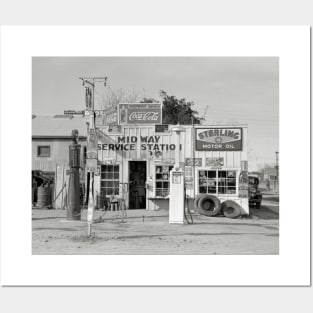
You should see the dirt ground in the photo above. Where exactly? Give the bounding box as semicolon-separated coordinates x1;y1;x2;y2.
32;198;279;255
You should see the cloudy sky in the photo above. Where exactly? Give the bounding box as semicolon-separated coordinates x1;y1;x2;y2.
32;57;279;171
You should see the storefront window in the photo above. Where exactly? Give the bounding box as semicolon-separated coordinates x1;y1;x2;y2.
198;170;237;195
155;165;174;197
100;165;119;196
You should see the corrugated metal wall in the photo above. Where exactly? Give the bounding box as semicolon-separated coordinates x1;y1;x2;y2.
32;139;87;172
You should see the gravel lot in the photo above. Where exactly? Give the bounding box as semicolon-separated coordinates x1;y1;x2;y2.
32;200;279;255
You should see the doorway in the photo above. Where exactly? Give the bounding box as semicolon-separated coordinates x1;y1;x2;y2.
128;161;147;209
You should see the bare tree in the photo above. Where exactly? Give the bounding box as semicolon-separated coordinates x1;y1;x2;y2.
100;87;143;110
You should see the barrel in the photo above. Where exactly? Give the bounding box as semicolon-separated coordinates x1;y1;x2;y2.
37;186;51;208
32;181;37;204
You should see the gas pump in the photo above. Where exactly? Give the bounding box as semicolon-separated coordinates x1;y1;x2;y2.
67;129;81;220
169;167;185;224
169;125;186;224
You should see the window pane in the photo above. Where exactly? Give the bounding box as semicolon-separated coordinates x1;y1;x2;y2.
218;171;227;178
38;146;50;157
156;182;162;188
114;173;119;179
207;171;216;178
207;185;216;193
162;173;169;181
199;186;207;193
163;166;169;173
114;165;119;172
227;171;236;178
156;174;163;180
156;166;162;173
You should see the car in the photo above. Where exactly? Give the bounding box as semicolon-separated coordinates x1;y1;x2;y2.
248;175;262;209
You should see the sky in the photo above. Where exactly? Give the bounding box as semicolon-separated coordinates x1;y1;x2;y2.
32;57;279;171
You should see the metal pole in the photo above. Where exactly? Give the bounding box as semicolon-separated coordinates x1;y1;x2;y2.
275;151;279;192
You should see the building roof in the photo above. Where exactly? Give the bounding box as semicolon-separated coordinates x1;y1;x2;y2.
32;115;87;138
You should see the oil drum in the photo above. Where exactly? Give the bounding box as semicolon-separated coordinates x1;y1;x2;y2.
37;186;51;208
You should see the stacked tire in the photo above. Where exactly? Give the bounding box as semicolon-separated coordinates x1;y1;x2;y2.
194;194;221;217
221;200;241;218
194;195;242;219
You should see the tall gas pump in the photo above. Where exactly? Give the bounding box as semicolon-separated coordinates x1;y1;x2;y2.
169;125;186;224
67;129;81;220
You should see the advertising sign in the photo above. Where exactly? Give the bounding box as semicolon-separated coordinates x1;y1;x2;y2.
95;107;118;127
103;106;118;125
196;128;242;151
172;172;182;184
185;158;202;167
64;110;84;115
206;157;224;167
119;103;162;124
155;124;169;133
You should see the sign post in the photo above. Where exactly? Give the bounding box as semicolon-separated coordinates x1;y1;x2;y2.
86;113;98;236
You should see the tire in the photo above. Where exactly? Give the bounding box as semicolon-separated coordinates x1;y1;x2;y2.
221;200;242;218
194;194;205;211
197;195;221;217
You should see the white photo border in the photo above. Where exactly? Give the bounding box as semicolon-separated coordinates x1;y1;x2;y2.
0;26;310;286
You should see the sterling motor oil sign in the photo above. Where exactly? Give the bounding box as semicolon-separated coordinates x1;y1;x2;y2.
196;128;242;151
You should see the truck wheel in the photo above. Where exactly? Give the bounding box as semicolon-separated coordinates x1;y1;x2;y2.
194;194;205;211
221;200;242;218
197;195;221;216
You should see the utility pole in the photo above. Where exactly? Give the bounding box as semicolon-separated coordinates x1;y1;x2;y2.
80;77;108;236
275;151;279;193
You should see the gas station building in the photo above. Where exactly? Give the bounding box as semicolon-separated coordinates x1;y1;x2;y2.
96;124;248;212
32;114;248;213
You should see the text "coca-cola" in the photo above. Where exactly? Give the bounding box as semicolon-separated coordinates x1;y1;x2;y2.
129;112;159;121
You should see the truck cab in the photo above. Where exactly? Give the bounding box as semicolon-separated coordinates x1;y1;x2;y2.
248;175;262;209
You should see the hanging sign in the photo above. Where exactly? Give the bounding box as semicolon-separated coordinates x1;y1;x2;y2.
118;103;162;124
103;106;118;126
64;110;84;115
155;124;169;133
196;128;242;151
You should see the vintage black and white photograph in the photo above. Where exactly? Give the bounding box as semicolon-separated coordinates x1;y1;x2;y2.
32;56;279;255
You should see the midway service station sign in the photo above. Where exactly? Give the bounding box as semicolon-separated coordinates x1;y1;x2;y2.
118;103;162;124
196;128;242;151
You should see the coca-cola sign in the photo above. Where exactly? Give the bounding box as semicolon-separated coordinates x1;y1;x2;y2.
119;103;162;124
